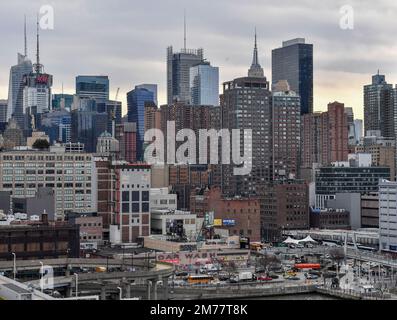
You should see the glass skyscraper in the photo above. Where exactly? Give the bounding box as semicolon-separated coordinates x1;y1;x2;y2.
272;38;313;115
127;86;155;160
52;94;74;111
136;84;158;106
7;53;33;124
190;62;219;106
167;46;204;104
364;73;394;138
76;75;109;101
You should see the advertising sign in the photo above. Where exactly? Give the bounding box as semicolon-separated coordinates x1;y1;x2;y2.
214;219;223;227
223;219;236;226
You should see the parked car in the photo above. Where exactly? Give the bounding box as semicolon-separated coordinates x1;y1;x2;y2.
287;276;301;281
257;276;273;281
175;271;189;277
304;273;319;280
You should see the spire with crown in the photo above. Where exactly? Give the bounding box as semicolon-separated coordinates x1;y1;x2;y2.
248;28;264;78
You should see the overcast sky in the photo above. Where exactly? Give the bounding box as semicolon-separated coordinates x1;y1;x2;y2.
1;0;397;118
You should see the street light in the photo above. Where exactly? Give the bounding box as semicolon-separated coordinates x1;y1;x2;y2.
39;261;44;292
74;273;79;297
117;286;123;300
11;252;16;281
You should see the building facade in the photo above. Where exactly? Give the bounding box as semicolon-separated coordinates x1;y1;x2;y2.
167;47;204;104
0;224;80;261
301;102;348;170
0;147;97;220
272;38;313;115
76;75;109;101
261;180;309;242
379;180;397;252
0;100;7;124
7;53;33;124
116;122;137;164
127;87;155;160
221;75;272;197
364;73;395;139
110;163;151;244
272;81;301;180
189;62;219;106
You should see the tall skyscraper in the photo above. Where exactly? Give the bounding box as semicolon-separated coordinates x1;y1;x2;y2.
127;86;155;160
221;33;272;197
7;18;33;123
327;101;349;163
136;84;158;106
272;38;313;115
40;109;72;144
167;46;204;104
301;102;348;169
22;19;53;136
70;99;108;153
76;75;110;101
364;73;394;138
7;54;33;126
0;100;7;123
272;81;301;180
190;62;219;106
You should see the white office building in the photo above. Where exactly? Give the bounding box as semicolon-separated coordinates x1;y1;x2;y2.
379;179;397;252
150;188;177;210
0;146;97;220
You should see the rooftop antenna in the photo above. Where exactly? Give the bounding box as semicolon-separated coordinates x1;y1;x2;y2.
24;15;27;57
184;9;187;50
34;14;43;74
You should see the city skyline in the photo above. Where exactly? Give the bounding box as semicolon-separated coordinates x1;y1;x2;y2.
1;1;397;119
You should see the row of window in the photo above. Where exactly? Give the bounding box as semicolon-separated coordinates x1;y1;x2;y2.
2;155;91;161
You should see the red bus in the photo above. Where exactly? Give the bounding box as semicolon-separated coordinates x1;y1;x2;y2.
294;264;321;270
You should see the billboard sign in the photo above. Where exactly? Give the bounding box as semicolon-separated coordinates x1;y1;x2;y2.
223;219;236;226
214;219;223;227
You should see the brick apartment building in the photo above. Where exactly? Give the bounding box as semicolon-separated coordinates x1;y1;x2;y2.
190;187;261;242
261;180;309;242
301;101;348;170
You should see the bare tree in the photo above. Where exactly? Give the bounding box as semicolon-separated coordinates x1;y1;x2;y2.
329;248;345;280
256;254;281;275
223;261;238;279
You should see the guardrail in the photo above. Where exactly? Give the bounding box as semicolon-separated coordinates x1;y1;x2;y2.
316;286;392;300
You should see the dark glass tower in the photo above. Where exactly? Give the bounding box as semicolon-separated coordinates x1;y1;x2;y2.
272;38;313;115
127;86;155;160
76;75;109;101
364;73;394;138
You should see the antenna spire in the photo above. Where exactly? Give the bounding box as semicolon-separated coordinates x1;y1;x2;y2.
24;15;27;57
34;14;43;74
248;28;264;78
184;9;187;50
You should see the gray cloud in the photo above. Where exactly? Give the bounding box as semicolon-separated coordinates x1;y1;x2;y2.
1;0;397;118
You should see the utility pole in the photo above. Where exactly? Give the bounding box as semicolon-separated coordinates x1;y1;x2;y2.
11;253;16;280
